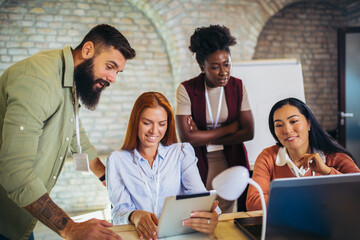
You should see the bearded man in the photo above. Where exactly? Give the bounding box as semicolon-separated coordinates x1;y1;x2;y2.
0;24;135;240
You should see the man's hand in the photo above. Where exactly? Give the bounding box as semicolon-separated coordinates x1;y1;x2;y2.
25;193;121;239
60;218;121;240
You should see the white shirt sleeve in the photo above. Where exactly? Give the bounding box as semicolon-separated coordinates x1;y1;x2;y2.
176;84;192;115
241;83;251;111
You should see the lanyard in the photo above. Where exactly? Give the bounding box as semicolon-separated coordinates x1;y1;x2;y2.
73;86;82;153
205;83;224;129
137;157;161;215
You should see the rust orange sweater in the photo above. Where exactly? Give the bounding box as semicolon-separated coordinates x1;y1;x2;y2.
246;145;360;211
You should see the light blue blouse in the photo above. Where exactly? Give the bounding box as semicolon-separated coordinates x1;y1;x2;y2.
106;142;208;225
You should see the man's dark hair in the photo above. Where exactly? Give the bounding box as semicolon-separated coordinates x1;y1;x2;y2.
75;24;136;59
189;24;236;66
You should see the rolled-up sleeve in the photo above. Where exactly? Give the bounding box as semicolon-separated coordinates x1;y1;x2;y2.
0;73;53;207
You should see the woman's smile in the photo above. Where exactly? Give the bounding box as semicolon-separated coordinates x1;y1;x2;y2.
137;106;168;151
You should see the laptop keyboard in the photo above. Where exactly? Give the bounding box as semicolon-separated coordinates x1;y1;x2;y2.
234;217;262;240
242;224;262;239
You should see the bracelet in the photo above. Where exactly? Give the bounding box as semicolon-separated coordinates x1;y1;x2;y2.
99;174;106;182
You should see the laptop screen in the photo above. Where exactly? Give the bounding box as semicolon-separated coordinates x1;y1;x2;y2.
265;173;360;239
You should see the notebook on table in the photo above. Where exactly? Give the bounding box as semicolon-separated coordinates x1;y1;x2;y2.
234;173;360;240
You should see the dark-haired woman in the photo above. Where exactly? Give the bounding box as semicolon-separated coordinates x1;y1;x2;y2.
176;25;254;213
246;98;360;211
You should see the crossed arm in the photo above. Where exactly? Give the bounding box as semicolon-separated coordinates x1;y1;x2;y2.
176;110;254;147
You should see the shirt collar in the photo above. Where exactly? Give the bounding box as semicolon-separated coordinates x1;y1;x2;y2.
157;143;166;160
275;147;291;166
276;147;326;177
62;46;75;88
133;143;165;164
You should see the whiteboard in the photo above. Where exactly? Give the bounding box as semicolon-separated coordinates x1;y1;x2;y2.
231;59;305;168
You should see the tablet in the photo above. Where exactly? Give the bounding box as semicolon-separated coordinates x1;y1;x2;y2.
157;190;217;238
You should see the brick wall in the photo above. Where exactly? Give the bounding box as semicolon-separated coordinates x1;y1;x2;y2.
1;0;359;212
49;156;109;213
253;1;349;130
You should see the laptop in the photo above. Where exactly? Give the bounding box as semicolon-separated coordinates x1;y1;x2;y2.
234;173;360;240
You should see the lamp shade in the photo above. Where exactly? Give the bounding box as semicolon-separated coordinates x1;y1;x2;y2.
212;166;250;201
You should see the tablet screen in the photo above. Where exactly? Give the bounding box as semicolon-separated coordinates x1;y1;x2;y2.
157;190;217;238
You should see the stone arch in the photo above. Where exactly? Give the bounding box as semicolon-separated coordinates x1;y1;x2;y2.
253;1;352;131
125;0;183;87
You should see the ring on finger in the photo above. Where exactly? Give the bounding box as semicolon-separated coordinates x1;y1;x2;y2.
207;219;210;225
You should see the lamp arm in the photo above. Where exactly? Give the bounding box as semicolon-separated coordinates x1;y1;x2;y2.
248;178;267;240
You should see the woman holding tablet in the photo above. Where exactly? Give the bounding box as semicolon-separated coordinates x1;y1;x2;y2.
246;98;360;211
106;92;219;240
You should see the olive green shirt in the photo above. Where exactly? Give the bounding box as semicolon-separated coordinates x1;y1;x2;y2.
0;46;97;240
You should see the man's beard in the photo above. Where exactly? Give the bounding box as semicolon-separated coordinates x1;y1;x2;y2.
74;58;109;110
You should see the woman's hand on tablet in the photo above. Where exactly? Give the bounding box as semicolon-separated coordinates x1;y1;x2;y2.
182;201;219;234
130;210;159;240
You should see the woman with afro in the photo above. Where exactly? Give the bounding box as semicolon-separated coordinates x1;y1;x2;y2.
176;25;254;213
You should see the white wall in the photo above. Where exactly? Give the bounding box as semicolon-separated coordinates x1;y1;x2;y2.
232;59;305;167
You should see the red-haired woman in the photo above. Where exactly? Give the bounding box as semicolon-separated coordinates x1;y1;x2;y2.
106;92;219;240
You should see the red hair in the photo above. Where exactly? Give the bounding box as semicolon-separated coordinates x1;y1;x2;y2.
121;92;178;150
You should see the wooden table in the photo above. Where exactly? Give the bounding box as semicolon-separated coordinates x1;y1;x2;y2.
110;210;263;240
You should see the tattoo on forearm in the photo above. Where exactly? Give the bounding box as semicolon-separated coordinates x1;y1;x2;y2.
25;193;70;234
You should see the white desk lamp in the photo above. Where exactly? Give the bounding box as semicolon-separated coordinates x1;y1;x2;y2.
212;166;267;240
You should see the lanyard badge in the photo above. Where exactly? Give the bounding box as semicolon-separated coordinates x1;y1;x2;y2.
205;84;224;152
72;86;90;172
